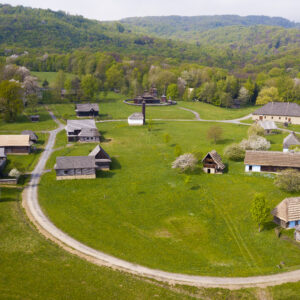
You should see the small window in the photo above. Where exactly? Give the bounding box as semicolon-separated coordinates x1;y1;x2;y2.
249;165;253;171
296;221;299;226
271;116;273;119
279;117;281;120
63;170;68;175
264;116;266;119
285;117;287;120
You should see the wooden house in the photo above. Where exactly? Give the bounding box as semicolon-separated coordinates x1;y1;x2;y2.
89;145;112;170
252;102;300;125
22;130;38;143
202;150;225;174
54;156;96;180
295;225;300;242
283;132;300;152
66;120;100;143
29;115;40;122
133;88;161;104
244;150;300;173
257;120;277;135
0;148;7;173
0;135;31;154
75;103;99;117
272;197;300;229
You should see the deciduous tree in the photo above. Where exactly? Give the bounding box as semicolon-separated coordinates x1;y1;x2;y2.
250;194;270;232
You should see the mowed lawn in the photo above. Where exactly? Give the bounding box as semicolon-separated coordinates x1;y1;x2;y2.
32;71;76;87
39;121;300;277
179;101;256;120
0;188;198;300
0;106;57;132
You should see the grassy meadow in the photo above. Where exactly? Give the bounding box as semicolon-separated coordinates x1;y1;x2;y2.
39;121;300;277
32;71;76;87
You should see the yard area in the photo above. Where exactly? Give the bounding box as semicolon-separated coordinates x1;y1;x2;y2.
0;106;57;132
179;101;256;120
32;71;76;87
39;121;300;277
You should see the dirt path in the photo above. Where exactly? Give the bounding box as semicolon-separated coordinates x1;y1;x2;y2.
22;110;300;290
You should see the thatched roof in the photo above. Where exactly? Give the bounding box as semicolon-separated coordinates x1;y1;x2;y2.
55;156;96;170
66;119;97;132
75;103;99;113
253;102;300;117
0;147;6;158
272;197;300;222
202;150;225;169
128;113;144;120
0;135;31;147
283;132;300;149
244;151;300;167
258;121;277;130
22;130;38;141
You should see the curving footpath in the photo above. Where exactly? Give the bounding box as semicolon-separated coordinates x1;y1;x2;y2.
22;110;300;290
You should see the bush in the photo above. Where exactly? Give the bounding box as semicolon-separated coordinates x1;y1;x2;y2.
174;145;182;157
274;169;300;192
172;153;198;172
240;135;270;151
224;144;245;161
248;123;265;137
9;168;21;178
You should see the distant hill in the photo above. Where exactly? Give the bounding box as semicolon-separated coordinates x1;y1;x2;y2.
120;15;300;39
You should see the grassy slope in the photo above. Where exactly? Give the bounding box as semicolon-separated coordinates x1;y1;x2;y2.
39;121;300;277
0;106;57;131
0;188;195;300
32;71;76;87
179;102;256;120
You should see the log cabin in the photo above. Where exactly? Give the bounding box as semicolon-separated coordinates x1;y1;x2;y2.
202;150;225;174
54;156;96;180
89;145;112;170
75;103;99;117
29;115;40;122
252;102;300;125
272;197;300;229
0;135;31;154
66;120;100;143
244;150;300;173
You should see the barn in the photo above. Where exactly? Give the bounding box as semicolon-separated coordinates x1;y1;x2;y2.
202;150;225;174
0;135;31;154
89;145;112;170
75;103;99;117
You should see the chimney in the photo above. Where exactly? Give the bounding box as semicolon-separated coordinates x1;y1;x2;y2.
142;100;146;125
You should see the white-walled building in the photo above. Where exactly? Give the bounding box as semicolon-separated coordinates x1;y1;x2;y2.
128;113;144;126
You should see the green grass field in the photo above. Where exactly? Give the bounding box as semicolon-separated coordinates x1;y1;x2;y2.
32;71;76;87
0;106;57;132
179;102;256;120
39;121;300;277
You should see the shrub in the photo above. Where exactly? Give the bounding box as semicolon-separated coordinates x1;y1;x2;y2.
9;168;21;178
274;169;300;192
224;144;245;161
174;144;182;157
240;135;270;151
248;123;265;137
172;153;198;172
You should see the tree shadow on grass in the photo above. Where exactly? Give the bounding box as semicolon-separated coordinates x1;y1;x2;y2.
215;138;234;145
0;197;17;203
264;221;277;231
96;171;116;179
111;157;121;170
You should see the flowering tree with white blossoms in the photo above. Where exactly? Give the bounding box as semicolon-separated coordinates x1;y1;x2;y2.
240;135;270;151
172;153;198;172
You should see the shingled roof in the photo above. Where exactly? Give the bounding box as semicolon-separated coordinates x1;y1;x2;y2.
22;130;38;141
257;121;277;130
75;103;99;112
128;113;144;120
272;197;300;222
244;151;300;168
253;102;300;117
66;119;97;132
55;156;96;170
89;145;111;162
202;150;225;170
0;135;31;147
283;132;300;149
78;128;100;137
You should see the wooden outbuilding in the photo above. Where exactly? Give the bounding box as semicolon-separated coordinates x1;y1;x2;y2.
272;197;300;229
283;132;300;152
257;120;277;135
89;145;112;170
29;115;40;122
66;120;100;143
202;150;225;174
75;103;99;117
54;156;96;180
22;130;38;143
0;135;31;154
244;150;300;173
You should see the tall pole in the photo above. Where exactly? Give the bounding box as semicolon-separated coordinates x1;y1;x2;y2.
142;100;146;125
